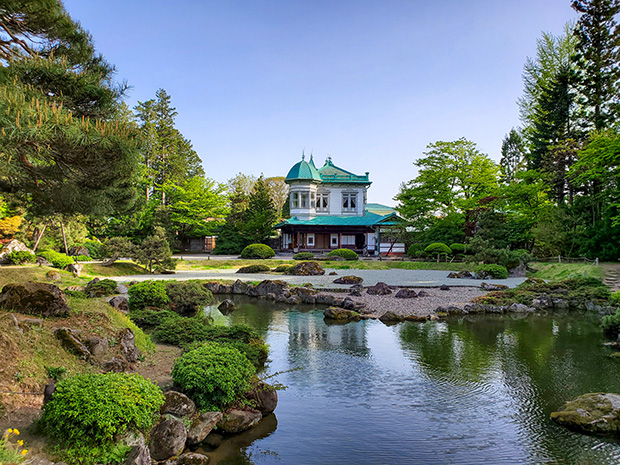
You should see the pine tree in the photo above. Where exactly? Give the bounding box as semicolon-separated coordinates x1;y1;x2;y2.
500;129;526;183
242;176;278;244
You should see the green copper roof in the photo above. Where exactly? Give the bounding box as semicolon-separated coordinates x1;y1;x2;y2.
318;157;370;184
285;155;322;182
274;211;402;229
365;203;396;215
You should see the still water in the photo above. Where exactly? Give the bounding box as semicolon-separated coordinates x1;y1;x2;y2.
203;297;620;465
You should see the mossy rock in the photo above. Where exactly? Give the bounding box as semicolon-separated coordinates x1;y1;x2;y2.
550;392;620;437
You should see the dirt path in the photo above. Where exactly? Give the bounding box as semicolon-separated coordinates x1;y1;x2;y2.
603;263;620;291
135;344;182;389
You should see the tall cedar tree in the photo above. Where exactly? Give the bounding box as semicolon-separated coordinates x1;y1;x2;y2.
500;129;526;184
0;1;140;217
242;177;278;244
572;0;620;131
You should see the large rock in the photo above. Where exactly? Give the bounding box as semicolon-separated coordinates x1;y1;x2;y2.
255;280;290;297
315;294;336;305
109;296;129;313
509;262;527;278
84;336;109;357
395;289;417;299
231;279;249;295
287;261;325;276
366;282;392;295
161;391;196;418
119;328;140;363
0;282;70;317
148;417;187;461
46;270;62;281
551;393;620;436
177;453;210;465
55;328;91;361
126;444;151;465
333;275;363;285
0;240;34;264
68;245;90;257
186;411;223;446
532;294;554;310
67;263;83;277
103;356;129;373
324;307;360;321
217;408;262;434
379;311;405;323
447;270;474;279
480;282;509;291
218;299;236;314
291;287;318;304
203;282;222;294
245;381;278;415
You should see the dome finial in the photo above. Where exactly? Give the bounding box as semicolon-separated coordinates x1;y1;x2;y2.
302;149;305;161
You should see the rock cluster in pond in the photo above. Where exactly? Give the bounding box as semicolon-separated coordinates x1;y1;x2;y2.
285;261;325;276
139;386;278;463
0;282;70;317
550;393;620;437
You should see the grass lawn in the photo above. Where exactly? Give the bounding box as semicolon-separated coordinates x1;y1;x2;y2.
528;262;603;281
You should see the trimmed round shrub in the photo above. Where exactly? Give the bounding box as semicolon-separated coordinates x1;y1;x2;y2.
7;250;36;264
240;244;275;259
476;264;508;279
83;240;106;259
171;342;255;411
166;280;213;314
128;280;169;311
237;264;270;273
293;252;315;260
38;250;75;269
449;243;466;254
42;373;164;445
326;248;359;261
87;279;118;297
424;243;452;255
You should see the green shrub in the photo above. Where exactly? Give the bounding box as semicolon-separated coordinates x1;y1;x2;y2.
602;310;620;338
166;280;213;314
38;250;75;269
73;254;93;262
86;279;118;297
273;264;293;273
424;243;452;255
7;250;36;264
293;252;315;260
449;243;466;254
240;244;275;259
128;281;169;311
171;343;255;411
42;373;164;446
83;240;106;260
326;248;359;260
610;291;620;307
476;264;508;279
129;307;179;329
153;315;213;346
237;264;270;273
406;243;426;258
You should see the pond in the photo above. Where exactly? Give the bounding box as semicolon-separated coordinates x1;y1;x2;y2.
201;296;620;465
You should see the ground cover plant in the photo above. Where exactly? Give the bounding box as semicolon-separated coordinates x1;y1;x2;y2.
37;250;75;269
6;251;36;265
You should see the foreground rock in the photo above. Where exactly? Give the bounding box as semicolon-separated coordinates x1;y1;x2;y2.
177;452;210;465
551;393;620;436
367;282;392;295
119;328;140;363
109;296;129;313
187;412;223;446
395;289;417;299
149;417;187;461
217;409;262;434
245;381;278;415
55;328;92;361
0;240;33;264
480;282;509;291
218;299;236;314
0;282;70;317
161;391;196;418
286;261;325;276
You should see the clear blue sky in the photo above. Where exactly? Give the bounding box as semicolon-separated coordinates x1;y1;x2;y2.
63;0;577;206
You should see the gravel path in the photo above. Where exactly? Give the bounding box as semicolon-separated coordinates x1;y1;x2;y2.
109;268;527;289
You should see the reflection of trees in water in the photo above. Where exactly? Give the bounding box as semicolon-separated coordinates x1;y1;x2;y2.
399;314;620;463
200;414;278;465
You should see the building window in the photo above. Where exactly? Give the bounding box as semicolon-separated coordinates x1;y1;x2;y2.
342;193;357;212
330;234;339;247
310;192;316;208
341;235;355;246
291;192;299;209
300;192;308;208
317;193;329;212
307;233;315;247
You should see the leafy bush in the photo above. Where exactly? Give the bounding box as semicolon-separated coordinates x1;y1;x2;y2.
38;250;75;269
171;343;255;411
7;250;35;264
83;240;106;259
166;280;213;314
610;291;620;307
240;244;275;259
476;264;508;279
128;281;169;311
424;243;452;255
73;254;93;262
86;279;118;297
129;307;179;329
42;373;164;446
293;252;315;260
273;264;293;273
237;264;270;273
449;243;466;254
326;248;359;260
406;243;426;258
602;310;620;338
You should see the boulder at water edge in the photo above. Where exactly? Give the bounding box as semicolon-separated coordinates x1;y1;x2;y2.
324;307;361;321
245;381;278;415
551;393;620;436
187;411;223;446
217;409;262;434
161;391;196;418
149;417;187;461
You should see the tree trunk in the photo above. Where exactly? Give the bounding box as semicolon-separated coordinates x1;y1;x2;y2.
101;252;119;267
33;223;47;251
60;220;69;255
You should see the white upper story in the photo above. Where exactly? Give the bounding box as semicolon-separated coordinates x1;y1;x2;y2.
285;155;371;221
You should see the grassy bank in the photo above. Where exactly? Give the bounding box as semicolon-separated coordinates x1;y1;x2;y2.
528;262;603;281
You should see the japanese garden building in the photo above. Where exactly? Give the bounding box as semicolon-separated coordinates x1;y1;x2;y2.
275;156;405;255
